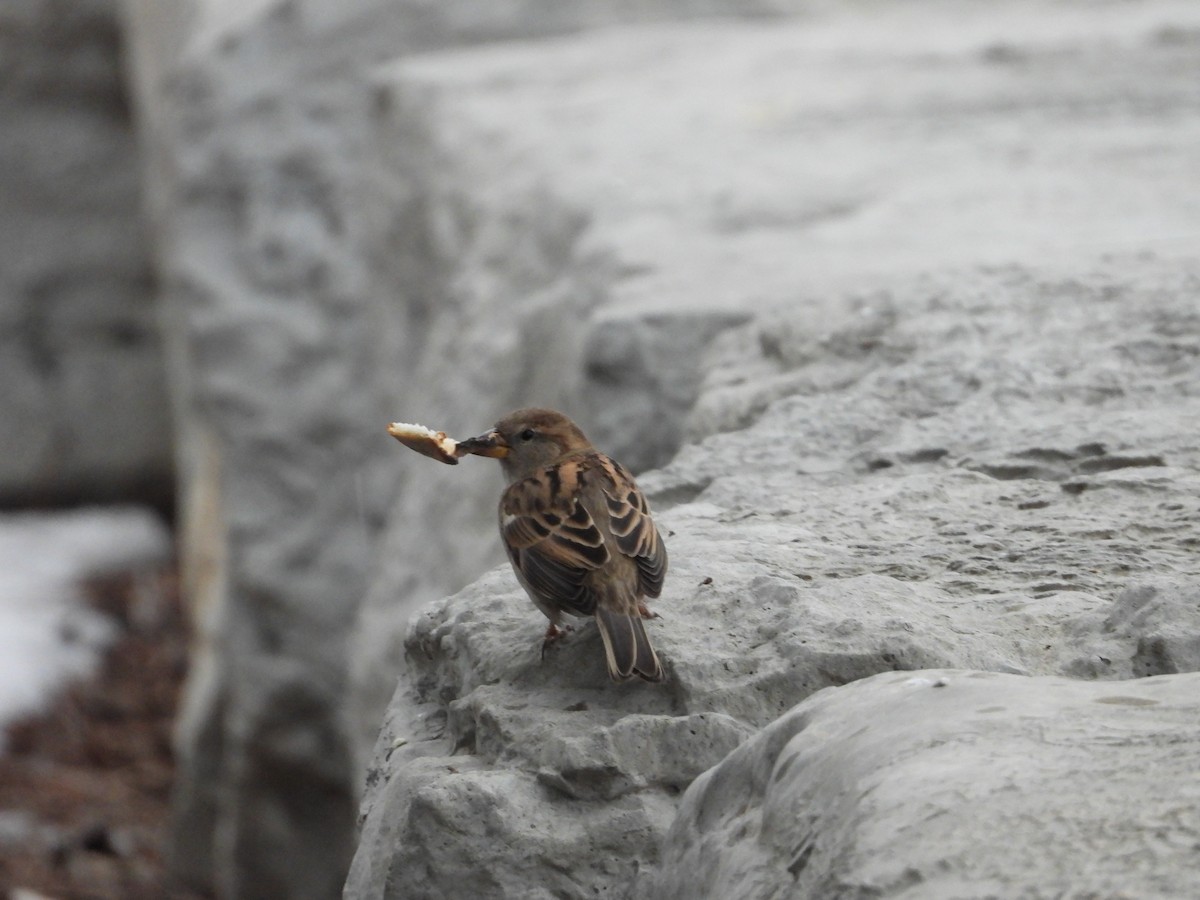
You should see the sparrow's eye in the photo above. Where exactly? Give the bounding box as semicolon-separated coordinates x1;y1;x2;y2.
518;428;536;442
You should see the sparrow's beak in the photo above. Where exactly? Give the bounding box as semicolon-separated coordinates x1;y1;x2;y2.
457;430;510;459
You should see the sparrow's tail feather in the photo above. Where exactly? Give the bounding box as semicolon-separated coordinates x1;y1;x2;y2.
595;605;664;683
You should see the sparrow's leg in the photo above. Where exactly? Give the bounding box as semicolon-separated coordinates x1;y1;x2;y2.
540;621;574;659
636;601;660;620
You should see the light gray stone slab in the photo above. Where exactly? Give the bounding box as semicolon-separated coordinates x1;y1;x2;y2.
351;0;1200;773
638;669;1200;899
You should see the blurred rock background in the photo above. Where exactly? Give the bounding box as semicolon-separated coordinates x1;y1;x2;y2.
3;0;1199;898
0;0;171;511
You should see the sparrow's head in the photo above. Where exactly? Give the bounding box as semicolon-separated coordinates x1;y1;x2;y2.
460;408;593;482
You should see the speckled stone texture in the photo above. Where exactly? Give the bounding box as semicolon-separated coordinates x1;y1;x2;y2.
349;260;1200;899
638;670;1200;900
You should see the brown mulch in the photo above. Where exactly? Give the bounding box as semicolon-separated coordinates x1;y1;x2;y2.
0;565;209;900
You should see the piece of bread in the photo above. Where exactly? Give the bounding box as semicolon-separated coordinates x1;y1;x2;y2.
386;422;461;465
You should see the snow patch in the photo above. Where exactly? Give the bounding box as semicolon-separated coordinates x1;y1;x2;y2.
0;507;171;745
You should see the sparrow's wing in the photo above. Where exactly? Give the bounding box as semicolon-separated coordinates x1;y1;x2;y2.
501;468;610;616
598;459;668;598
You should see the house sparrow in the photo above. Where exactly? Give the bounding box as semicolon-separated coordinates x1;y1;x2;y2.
459;408;667;683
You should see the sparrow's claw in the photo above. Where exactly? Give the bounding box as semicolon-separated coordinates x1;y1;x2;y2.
637;602;660;620
540;622;573;660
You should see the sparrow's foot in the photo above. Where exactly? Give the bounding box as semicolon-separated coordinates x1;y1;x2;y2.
540;622;573;660
637;602;660;620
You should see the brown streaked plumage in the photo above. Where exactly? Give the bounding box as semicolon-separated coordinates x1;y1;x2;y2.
459;408;667;682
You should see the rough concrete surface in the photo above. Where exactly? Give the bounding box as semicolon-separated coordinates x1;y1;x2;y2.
349;261;1200;899
638;670;1200;900
347;1;1200;897
349;257;1200;896
0;0;171;509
